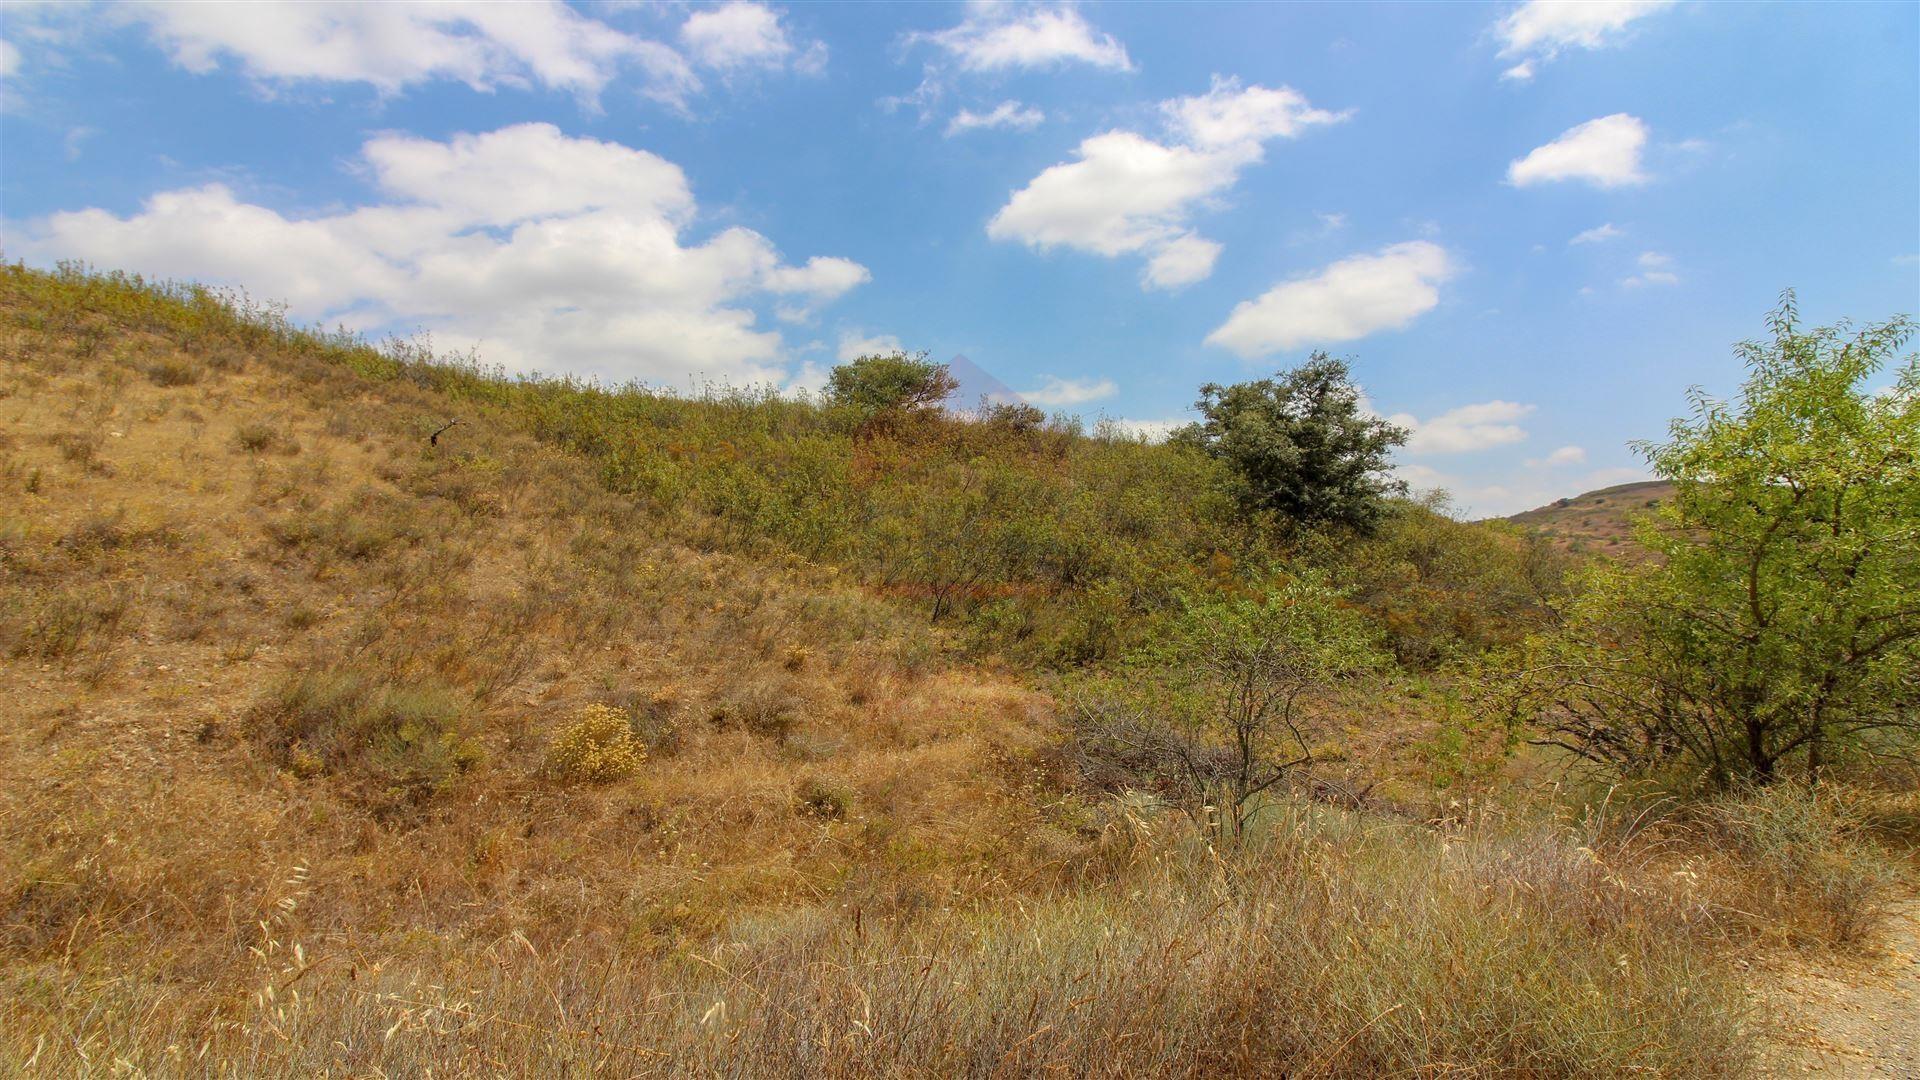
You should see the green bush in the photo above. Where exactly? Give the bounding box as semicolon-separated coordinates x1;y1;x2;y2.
1498;297;1919;785
1175;354;1407;532
824;351;957;414
254;669;481;803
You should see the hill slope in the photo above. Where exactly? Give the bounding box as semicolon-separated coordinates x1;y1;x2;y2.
0;266;1816;1076
1508;479;1674;553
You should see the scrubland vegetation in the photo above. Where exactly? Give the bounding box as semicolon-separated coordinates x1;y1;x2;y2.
1;262;1915;1075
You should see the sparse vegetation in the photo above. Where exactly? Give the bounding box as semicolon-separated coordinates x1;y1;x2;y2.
0;262;1912;1076
253;668;482;804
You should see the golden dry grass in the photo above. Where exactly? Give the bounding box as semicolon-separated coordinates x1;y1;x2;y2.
0;282;1069;1068
0;265;1905;1076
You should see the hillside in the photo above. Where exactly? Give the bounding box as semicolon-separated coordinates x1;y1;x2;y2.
2;265;1910;1076
1508;479;1675;553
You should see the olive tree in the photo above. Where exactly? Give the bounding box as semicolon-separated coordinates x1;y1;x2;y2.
1502;295;1918;785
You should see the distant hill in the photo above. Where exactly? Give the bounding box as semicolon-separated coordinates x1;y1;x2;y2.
1507;480;1674;554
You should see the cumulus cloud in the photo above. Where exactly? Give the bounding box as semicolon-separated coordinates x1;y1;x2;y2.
12;123;867;387
1389;400;1534;455
681;2;825;76
1621;250;1679;287
11;0;828;110
1496;0;1675;81
1529;445;1588;467
945;100;1045;136
836;330;905;362
1161;79;1350;148
1508;113;1649;188
989;77;1347;290
1205;241;1454;358
121;0;695;104
910;4;1132;73
1022;375;1117;407
1570;222;1622;245
1141;232;1223;289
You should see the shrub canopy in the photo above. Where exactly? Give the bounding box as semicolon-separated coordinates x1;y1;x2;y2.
1503;295;1919;784
1176;354;1407;532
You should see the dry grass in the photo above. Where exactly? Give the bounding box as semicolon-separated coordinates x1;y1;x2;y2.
0;263;1903;1076
1;804;1762;1076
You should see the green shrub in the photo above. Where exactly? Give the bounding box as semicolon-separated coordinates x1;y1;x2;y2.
1175;354;1408;532
824;351;957;414
254;669;481;803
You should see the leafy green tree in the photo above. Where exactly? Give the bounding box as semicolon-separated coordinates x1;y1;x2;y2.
825;351;958;415
1503;295;1918;785
1175;354;1408;531
1070;569;1385;841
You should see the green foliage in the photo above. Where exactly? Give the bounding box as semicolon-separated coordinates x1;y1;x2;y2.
1318;493;1570;665
1500;295;1919;784
1175;353;1408;532
255;669;482;804
824;351;958;414
1071;569;1385;839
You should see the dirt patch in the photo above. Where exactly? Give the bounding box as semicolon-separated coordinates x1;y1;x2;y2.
1763;897;1920;1076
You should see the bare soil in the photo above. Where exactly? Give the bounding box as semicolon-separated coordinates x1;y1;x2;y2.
1765;896;1920;1076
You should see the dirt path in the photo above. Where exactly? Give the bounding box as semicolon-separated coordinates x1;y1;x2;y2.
1763;897;1920;1076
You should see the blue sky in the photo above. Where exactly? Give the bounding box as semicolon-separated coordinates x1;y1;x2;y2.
2;0;1915;515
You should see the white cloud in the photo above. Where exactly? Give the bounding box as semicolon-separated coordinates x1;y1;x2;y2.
118;0;696;105
762;257;871;298
1022;375;1117;407
1205;241;1454;357
1508;113;1649;188
1388;400;1534;455
1570;222;1622;245
1530;445;1588;467
1142;232;1222;290
988;77;1346;290
1496;1;1675;80
1097;416;1189;442
945;100;1045;136
836;330;905;362
785;359;831;396
0;39;19;78
19;0;822;110
1621;250;1679;287
680;2;824;76
1162;77;1351;149
15;123;866;387
911;5;1132;73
